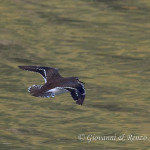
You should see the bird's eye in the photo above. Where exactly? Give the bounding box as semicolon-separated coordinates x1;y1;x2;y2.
76;78;79;81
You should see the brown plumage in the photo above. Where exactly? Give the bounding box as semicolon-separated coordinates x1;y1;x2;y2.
19;66;85;105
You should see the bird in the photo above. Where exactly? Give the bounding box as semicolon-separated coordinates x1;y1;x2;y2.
18;66;85;105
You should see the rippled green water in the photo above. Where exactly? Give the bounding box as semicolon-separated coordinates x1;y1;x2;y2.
0;0;150;149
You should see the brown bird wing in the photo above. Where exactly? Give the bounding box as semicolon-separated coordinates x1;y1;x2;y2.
18;66;61;83
64;81;86;105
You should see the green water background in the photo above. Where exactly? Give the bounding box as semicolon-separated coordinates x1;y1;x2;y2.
0;0;150;149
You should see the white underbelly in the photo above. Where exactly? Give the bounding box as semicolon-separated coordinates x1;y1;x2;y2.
48;87;68;95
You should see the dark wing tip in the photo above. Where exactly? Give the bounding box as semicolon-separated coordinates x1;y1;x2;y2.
75;83;85;105
18;66;30;70
76;95;85;105
18;66;24;69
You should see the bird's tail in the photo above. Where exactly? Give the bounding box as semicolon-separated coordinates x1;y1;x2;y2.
28;85;42;96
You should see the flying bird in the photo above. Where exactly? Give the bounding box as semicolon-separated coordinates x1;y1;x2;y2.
18;66;85;105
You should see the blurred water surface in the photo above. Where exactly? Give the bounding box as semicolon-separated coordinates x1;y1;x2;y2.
0;0;150;149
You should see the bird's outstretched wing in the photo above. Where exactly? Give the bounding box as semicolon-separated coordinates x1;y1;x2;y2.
64;82;86;105
18;66;61;83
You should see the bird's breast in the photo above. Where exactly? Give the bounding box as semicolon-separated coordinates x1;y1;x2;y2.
47;87;68;95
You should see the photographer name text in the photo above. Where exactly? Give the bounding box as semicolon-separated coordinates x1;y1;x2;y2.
78;134;150;142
